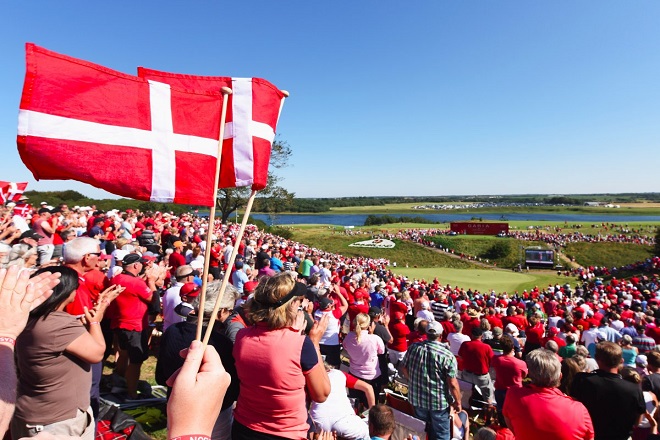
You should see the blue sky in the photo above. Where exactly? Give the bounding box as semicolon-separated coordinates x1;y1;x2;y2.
1;1;659;199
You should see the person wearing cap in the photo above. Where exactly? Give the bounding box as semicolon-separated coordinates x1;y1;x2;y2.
402;320;461;440
156;280;239;440
388;311;410;369
32;207;57;265
108;253;158;399
174;282;200;319
232;261;250;294
162;265;195;331
232;272;330;439
458;327;495;404
503;323;523;358
168;241;186;276
503;349;593;440
571;342;644;440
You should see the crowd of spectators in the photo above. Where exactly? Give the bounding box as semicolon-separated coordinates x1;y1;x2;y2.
0;202;659;440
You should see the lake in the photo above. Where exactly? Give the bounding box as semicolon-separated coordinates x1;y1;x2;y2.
250;213;660;226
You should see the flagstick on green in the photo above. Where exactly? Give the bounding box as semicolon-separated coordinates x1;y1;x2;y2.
196;86;233;342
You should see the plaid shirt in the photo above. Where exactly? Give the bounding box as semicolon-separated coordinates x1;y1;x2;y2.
403;340;457;410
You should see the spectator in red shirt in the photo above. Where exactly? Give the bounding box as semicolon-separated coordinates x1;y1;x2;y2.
168;240;186;276
388;311;410;367
523;315;545;358
491;336;528;425
503;349;594;440
458;327;494;404
109;253;157;399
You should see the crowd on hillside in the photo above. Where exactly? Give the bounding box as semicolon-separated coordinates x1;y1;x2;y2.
0;202;659;440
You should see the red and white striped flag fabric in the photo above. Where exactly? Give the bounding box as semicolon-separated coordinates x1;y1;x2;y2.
0;181;28;203
138;68;286;190
13;202;32;217
17;44;226;206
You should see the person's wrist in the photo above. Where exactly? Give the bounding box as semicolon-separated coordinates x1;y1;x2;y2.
0;336;17;347
169;435;211;440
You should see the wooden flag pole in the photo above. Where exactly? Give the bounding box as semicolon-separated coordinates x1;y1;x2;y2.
196;86;233;341
202;189;257;346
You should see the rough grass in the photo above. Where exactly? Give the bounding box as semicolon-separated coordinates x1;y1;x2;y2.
394;267;570;294
291;227;480;269
564;242;655;268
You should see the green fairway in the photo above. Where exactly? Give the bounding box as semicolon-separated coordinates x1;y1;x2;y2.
394;267;570;294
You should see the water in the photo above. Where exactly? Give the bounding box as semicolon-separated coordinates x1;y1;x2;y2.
251;213;660;226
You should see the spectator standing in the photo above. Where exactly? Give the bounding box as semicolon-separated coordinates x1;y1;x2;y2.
503;348;593;440
458;327;495;404
402;321;461;440
571;342;645;440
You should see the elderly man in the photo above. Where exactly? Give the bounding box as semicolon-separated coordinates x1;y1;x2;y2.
571;342;645;440
503;349;593;440
402;321;461;440
162;265;195;331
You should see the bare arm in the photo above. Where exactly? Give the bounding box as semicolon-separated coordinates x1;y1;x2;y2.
353;378;376;408
306;315;331;403
448;377;462;412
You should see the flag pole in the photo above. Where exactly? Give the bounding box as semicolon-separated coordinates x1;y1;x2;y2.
196;86;233;341
202;189;257;346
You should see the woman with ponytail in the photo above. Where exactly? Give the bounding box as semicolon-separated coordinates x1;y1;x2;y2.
344;313;385;406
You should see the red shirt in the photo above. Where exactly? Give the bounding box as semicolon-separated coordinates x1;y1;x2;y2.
64;276;94;317
492;355;528;390
503;385;594;440
646;326;660;345
458;340;493;375
388;321;410;352
525;323;545;345
108;273;152;331
347;304;369;331
462;317;481;336
83;269;110;303
168;251;186;275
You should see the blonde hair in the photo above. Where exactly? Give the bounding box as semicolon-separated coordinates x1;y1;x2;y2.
246;271;298;329
354;313;371;344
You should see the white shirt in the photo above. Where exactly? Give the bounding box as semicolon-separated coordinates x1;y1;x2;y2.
162;283;185;331
447;332;471;356
416;309;435;322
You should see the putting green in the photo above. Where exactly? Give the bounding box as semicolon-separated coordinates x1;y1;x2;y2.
394;267;569;294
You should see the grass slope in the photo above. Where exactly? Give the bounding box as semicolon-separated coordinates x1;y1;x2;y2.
564;242;655;268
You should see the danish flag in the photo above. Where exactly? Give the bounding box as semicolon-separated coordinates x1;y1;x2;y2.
137;68;286;190
0;181;28;204
17;44;284;206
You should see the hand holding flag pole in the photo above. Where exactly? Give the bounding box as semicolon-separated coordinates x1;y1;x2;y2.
196;86;233;341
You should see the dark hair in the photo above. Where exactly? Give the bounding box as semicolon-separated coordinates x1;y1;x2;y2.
500;334;514;354
368;404;395;437
648;351;660;370
29;266;80;320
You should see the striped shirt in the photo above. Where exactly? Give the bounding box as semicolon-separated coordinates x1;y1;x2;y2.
403;340;457;411
431;301;448;322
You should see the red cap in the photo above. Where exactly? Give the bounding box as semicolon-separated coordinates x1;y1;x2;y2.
180;282;201;298
549;327;559;335
393;311;405;321
244;281;259;293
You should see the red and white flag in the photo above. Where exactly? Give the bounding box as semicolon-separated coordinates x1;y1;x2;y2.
0;181;28;203
17;44;227;206
13;202;33;217
138;68;286;190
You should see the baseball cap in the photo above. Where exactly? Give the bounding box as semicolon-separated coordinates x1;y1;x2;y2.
492;327;503;337
173;241;184;249
368;306;382;318
180;282;201;299
19;229;43;241
426;321;443;336
393;311;405;321
123;253;144;265
176;265;194;278
318;297;334;310
244;281;258;293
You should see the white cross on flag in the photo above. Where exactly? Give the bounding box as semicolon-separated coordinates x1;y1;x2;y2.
137;67;286;190
17;44;283;206
0;181;28;204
